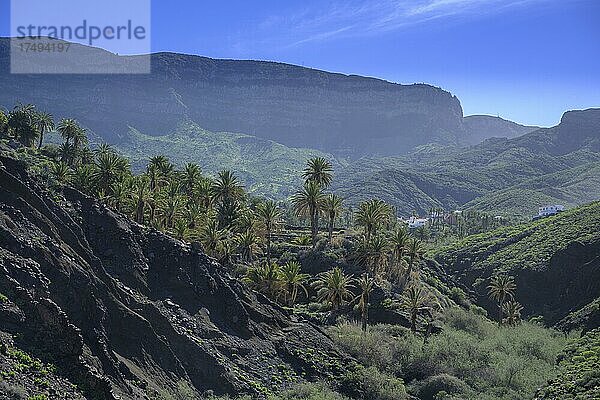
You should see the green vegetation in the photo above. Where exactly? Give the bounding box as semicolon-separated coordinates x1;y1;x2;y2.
2;102;596;399
93;121;337;199
536;329;600;399
329;308;568;400
333;113;600;216
435;202;600;273
0;340;82;399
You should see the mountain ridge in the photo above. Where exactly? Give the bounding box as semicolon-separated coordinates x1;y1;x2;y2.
0;37;542;161
334;108;600;215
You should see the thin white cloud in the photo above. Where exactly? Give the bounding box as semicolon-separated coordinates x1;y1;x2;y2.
256;0;550;48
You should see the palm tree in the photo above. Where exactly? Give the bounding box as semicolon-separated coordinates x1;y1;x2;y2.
199;219;227;258
173;219;188;241
132;176;150;224
235;229;261;262
502;300;523;327
401;285;432;333
323;193;343;244
8;104;38;147
163;180;183;228
50;161;72;185
256;200;281;264
372;235;392;278
146;163;160;192
216;198;243;230
58;142;74;165
212;170;244;205
291;181;325;248
34;112;54;149
488;275;516;324
355;199;391;241
391;227;409;260
72;164;94;193
303;157;333;188
184;201;202;229
390;227;410;280
149;155;174;179
355;273;375;332
313;267;354;310
414;225;430;241
71;126;88;154
195;178;214;211
292;235;312;246
183;163;201;196
109;178;131;212
94;143;115;156
354;235;390;278
92;152;129;195
235;208;256;233
57;118;88;165
279;261;310;306
57;119;79;146
244;262;282;299
406;238;425;277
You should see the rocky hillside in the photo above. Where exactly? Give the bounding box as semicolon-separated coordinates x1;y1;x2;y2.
0;150;351;399
434;202;600;328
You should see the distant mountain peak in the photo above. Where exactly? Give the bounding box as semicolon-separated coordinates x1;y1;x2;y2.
462;114;539;144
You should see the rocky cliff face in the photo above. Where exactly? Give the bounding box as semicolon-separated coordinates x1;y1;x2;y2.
0;151;351;399
0;39;464;158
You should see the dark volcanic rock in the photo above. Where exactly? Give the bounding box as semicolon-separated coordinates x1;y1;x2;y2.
0;153;351;399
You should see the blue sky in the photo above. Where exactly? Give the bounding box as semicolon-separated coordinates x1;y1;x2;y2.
1;0;599;126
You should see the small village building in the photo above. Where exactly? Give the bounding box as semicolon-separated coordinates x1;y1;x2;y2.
538;205;565;217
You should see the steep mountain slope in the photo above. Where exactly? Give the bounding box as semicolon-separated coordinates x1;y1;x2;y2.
0;38;465;159
334;109;600;215
463;115;539;144
536;328;600;400
0;150;351;399
434;202;600;327
47;119;339;199
463;160;600;216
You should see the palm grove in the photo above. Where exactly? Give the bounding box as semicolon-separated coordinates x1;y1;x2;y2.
1;104;524;333
5;103;581;400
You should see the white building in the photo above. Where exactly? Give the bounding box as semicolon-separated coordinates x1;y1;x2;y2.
538;205;565;217
406;216;428;229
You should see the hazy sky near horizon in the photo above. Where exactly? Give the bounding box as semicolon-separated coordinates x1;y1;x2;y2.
1;0;599;126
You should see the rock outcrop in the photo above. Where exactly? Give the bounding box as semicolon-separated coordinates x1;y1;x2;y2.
0;152;351;399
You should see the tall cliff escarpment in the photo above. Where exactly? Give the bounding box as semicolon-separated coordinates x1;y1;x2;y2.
0;39;464;158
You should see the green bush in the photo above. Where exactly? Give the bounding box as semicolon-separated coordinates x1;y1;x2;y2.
329;308;567;400
341;366;407;400
449;287;468;307
415;374;473;400
269;382;349;400
536;328;600;399
0;382;27;400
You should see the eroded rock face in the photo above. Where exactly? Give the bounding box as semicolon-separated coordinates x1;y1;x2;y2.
0;38;465;159
0;154;351;399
